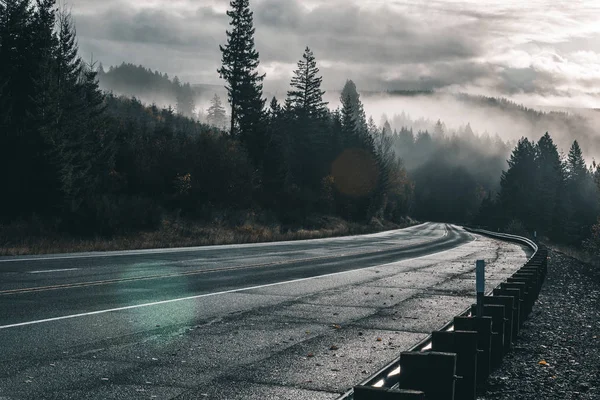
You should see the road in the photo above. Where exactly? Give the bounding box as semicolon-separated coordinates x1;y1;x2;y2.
0;223;531;399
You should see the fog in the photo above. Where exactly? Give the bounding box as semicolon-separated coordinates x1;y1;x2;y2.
326;91;600;163
100;64;600;165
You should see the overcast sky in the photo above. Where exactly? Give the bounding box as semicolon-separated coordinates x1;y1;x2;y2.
71;0;600;108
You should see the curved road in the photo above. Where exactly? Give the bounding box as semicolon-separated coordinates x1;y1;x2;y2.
0;222;530;400
0;222;470;327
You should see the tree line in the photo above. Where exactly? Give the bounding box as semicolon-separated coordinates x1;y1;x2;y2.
0;0;251;234
97;63;197;118
0;0;413;237
3;0;600;254
477;133;600;247
216;0;413;223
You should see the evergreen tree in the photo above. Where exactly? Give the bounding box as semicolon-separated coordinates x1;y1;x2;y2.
218;0;266;166
176;82;195;118
268;96;281;117
564;140;598;243
261;96;288;208
287;47;328;119
29;0;63;213
0;0;58;217
382;120;392;136
0;0;35;137
535;132;565;238
339;81;372;151
96;62;105;77
207;93;227;129
284;47;329;202
369;116;396;219
340;91;357;145
567;140;587;182
433;119;444;138
499;137;538;231
335;81;378;220
395;127;415;167
340;80;368;138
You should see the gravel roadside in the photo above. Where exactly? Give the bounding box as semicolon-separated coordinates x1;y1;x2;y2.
478;250;600;400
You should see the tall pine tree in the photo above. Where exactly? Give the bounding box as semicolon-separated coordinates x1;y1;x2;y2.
499;137;538;231
176;82;195;118
535;132;565;239
287;47;328;118
206;93;227;129
564;140;597;243
285;47;329;199
339;80;371;150
218;0;265;167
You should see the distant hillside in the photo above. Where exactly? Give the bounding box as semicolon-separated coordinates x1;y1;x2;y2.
353;90;600;160
97;63;198;113
95;63;599;159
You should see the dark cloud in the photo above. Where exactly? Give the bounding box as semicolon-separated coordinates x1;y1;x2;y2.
70;0;600;106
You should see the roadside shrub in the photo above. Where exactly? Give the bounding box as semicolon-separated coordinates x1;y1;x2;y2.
505;219;528;236
64;195;163;236
583;218;600;257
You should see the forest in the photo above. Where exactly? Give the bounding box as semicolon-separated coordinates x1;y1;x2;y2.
2;0;600;255
97;63;197;119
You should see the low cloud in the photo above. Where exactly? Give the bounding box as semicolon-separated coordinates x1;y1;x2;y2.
71;0;600;108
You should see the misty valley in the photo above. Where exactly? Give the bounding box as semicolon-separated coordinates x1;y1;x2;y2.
2;1;600;400
2;0;600;255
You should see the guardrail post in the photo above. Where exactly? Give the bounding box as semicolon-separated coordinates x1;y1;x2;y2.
492;288;521;339
431;330;478;400
482;296;514;353
398;351;457;400
512;271;540;298
453;316;492;384
506;277;534;316
501;282;529;323
469;304;505;369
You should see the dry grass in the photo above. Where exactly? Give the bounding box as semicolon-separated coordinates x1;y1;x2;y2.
0;216;418;256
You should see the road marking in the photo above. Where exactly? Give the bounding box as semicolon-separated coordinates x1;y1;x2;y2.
0;231;454;296
0;234;477;331
0;223;430;263
28;268;80;274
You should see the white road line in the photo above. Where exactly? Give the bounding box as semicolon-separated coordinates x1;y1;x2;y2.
0;233;476;331
0;223;431;263
28;268;80;274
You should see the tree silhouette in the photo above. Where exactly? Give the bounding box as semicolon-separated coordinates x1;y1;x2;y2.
218;0;265;166
287;47;328;119
207;93;227;129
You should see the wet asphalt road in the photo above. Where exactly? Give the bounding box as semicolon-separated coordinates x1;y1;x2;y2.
0;222;467;327
0;223;531;399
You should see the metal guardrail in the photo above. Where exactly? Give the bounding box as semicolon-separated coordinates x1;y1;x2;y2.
337;227;540;400
464;228;538;257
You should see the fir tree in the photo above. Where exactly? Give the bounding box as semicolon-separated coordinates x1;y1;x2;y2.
287;47;327;119
207;93;227;129
340;80;368;138
382;120;392;136
565;140;597;243
567;140;587;182
535;132;565;238
499;137;538;230
176;82;195;118
218;0;265;164
433;119;444;138
284;47;329;199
